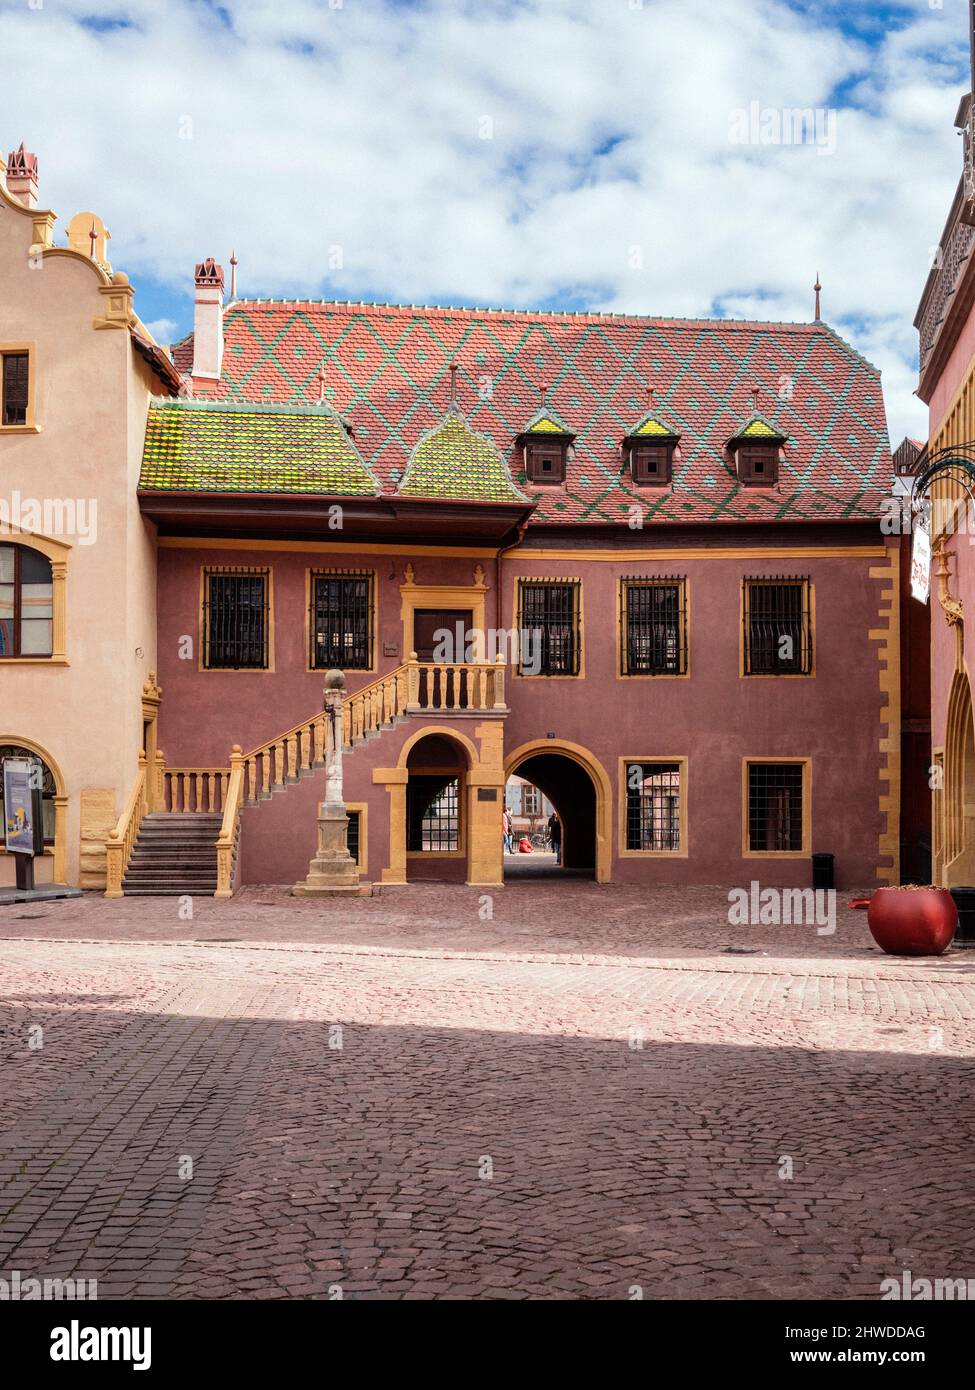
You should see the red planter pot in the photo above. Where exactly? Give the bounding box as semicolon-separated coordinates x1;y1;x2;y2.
857;888;957;957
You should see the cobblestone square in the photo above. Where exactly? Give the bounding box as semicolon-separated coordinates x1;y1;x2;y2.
1;883;974;1300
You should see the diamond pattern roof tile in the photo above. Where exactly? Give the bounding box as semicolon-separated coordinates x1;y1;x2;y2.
171;301;892;523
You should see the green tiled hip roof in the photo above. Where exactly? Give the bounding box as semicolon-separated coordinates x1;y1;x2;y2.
139;399;380;495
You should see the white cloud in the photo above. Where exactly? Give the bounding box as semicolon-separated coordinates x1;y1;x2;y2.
143;317;178;345
1;0;970;445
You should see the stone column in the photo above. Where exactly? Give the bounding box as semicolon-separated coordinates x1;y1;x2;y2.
293;670;361;896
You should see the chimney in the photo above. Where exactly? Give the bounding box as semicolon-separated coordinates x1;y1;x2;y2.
191;257;224;381
5;143;39;207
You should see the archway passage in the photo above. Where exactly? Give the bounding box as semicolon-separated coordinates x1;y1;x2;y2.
504;752;597;880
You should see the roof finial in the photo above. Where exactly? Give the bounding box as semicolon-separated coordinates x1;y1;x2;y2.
750;384;760;414
537;379;548;407
814;272;822;322
449;360;458;408
646;383;655;415
229;249;238;299
317;361;327;404
89;222;98;258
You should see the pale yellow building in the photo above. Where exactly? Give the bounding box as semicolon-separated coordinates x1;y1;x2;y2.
0;144;179;888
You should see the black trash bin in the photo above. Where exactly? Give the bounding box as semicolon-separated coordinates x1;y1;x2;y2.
949;886;975;945
812;852;834;891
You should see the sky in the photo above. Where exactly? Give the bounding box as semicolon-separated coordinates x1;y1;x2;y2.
0;0;971;445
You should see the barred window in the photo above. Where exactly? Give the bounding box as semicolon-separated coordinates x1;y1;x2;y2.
518;580;581;675
621;578;686;675
743;577;811;675
1;351;29;427
346;810;361;866
310;571;373;670
203;568;269;670
748;763;805;852
407;776;460;852
625;762;682;851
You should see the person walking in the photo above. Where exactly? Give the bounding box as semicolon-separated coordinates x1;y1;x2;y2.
547;811;562;865
502;806;513;854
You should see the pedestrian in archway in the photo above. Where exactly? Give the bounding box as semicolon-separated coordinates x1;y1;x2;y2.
547;810;562;865
502;805;513;854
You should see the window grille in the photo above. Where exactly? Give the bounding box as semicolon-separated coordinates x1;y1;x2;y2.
310;571;373;670
625;762;681;851
518;581;580;675
748;763;804;852
203;568;269;669
621;578;686;674
743;577;811;675
407;777;460;852
346;810;360;866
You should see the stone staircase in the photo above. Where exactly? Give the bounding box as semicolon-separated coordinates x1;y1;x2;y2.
121;813;223;897
111;655;509;897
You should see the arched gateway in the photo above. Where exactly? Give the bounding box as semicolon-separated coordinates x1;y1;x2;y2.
504;740;612;883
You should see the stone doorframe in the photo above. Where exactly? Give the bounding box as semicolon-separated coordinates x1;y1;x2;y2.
399;563;489;661
374;719;506;886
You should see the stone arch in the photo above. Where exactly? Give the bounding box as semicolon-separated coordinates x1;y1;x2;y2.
504;738;612;883
0;734;68;884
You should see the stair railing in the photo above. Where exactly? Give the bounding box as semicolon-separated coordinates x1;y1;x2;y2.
214;745;244;900
104;752;148;898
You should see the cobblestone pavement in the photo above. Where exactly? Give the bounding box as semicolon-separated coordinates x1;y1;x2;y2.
1;884;975;1300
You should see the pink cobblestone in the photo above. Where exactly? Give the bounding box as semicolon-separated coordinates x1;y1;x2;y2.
0;883;973;1299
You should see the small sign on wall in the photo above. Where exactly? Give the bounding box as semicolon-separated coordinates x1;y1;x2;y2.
910;524;931;605
477;788;498;801
383;641;399;658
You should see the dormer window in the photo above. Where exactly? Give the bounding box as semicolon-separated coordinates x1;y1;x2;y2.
516;400;575;488
727;408;787;489
622;389;680;488
736;444;778;486
525;441;567;484
629;443;675;486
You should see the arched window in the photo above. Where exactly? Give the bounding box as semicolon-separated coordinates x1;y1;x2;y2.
0;543;53;657
0;745;56;843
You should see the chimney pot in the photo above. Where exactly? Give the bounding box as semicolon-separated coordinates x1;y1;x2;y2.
5;142;39;208
192;257;225;381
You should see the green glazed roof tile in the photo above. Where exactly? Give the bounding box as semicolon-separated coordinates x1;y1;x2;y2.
398;407;530;503
139;398;380;495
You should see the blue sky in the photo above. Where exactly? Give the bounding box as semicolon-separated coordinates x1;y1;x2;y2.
1;0;972;443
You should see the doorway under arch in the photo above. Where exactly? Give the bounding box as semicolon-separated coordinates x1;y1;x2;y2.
405;731;470;883
504;739;612;883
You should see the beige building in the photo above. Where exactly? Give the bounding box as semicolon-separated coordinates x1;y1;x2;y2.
0;143;179;888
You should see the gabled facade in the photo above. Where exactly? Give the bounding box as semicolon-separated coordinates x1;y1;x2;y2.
0;144;178;890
